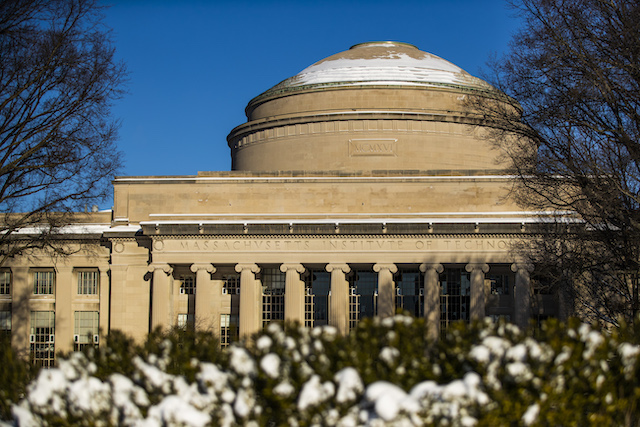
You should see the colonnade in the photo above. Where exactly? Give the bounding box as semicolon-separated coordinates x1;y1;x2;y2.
147;261;533;340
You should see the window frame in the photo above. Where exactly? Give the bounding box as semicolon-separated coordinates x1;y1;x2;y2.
32;270;55;295
0;270;10;296
77;269;99;295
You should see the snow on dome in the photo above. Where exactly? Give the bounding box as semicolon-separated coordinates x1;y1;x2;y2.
265;41;492;93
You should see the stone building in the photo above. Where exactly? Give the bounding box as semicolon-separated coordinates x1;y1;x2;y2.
1;42;558;365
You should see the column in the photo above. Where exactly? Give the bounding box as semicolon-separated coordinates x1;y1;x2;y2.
420;263;443;341
326;263;350;335
373;263;397;318
55;266;73;353
466;263;489;321
236;263;260;339
148;263;173;331
191;263;216;331
511;263;533;329
281;263;306;325
98;266;110;341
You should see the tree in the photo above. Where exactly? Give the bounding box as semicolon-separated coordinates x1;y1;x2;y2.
0;0;125;264
476;0;640;326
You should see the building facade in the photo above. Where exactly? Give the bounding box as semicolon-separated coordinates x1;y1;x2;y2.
1;42;559;364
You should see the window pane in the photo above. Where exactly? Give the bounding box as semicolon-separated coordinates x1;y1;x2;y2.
0;270;10;295
77;271;98;295
30;311;55;367
33;271;54;295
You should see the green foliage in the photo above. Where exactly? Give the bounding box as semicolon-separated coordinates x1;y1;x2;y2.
140;327;226;382
0;334;35;421
5;317;640;425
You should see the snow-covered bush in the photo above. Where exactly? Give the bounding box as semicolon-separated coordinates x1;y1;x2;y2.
5;317;640;426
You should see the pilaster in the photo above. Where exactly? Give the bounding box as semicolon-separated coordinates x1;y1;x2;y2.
236;263;260;339
420;263;443;341
98;266;110;340
326;263;350;335
281;263;306;325
373;263;397;318
55;266;73;353
466;263;489;321
10;267;29;357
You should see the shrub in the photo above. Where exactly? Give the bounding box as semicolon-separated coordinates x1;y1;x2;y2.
5;317;640;426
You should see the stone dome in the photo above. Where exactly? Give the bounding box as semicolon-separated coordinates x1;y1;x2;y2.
264;41;492;94
227;42;504;173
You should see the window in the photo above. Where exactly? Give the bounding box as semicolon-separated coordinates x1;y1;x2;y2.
33;271;54;295
395;268;424;317
222;274;240;295
440;268;471;331
30;311;55;367
74;311;99;351
0;270;10;295
261;268;285;327
0;311;11;336
349;270;378;327
77;270;99;295
179;275;195;295
488;273;510;295
177;313;194;330
304;269;330;328
220;313;238;347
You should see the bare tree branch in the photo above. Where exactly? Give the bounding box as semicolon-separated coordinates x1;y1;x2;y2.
474;0;640;326
0;0;126;265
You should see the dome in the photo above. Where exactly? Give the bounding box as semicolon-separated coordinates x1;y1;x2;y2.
264;41;492;95
227;42;505;173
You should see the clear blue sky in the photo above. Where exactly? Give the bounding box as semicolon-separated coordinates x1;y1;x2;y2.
103;0;521;177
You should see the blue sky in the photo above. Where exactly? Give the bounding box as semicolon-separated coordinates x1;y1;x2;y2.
103;0;521;177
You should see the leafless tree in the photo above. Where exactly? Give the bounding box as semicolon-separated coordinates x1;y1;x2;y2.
0;0;126;264
475;0;640;326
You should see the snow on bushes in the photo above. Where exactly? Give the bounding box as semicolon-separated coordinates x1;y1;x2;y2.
5;316;640;426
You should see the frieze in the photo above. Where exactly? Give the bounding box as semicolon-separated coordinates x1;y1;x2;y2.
155;237;512;253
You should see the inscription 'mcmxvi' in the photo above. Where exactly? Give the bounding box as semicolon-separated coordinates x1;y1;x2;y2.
349;139;396;156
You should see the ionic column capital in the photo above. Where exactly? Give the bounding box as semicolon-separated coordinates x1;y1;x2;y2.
326;263;350;274
511;263;534;274
419;263;444;274
465;263;489;274
280;263;305;274
190;263;216;274
235;263;260;274
373;263;398;274
148;263;173;275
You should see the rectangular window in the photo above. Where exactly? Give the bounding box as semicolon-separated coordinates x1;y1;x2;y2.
0;270;10;295
77;270;99;295
33;271;54;295
177;313;194;329
304;269;330;327
350;270;378;323
261;268;285;328
223;274;240;295
179;275;195;295
73;311;99;351
440;268;471;331
395;268;424;317
0;310;11;337
30;311;55;367
488;273;510;295
220;313;238;347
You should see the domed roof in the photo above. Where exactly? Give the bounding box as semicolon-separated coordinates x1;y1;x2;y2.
264;41;492;94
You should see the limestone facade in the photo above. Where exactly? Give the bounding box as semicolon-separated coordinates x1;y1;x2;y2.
1;42;559;364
